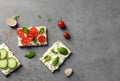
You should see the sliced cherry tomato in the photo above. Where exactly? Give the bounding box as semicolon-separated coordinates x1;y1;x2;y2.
27;32;34;41
29;26;38;37
16;29;24;38
21;37;30;46
38;35;46;43
58;19;65;29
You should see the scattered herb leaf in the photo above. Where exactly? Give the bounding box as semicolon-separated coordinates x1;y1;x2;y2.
25;51;36;58
39;28;44;34
22;27;29;34
47;18;52;22
52;56;59;66
38;15;42;19
12;14;20;20
44;55;51;61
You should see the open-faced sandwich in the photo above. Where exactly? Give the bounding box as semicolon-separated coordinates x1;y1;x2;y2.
0;43;21;76
39;41;71;72
16;26;47;47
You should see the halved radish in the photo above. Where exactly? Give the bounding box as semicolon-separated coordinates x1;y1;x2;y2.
6;18;17;27
6;15;19;27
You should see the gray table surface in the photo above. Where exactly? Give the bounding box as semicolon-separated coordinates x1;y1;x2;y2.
0;0;120;81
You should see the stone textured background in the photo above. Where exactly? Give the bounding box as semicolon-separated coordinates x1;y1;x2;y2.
0;0;120;81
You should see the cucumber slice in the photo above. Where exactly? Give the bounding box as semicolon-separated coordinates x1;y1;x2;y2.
8;58;17;69
0;48;8;60
0;59;8;69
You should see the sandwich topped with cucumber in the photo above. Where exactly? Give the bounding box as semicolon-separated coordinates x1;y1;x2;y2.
0;48;18;69
0;43;21;76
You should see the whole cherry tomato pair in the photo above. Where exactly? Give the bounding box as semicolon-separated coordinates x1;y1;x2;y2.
57;19;70;39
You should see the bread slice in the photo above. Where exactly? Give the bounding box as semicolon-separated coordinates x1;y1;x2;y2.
0;43;22;76
39;41;71;72
17;26;47;47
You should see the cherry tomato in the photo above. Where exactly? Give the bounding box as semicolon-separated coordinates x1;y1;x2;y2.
16;29;24;38
27;32;34;41
63;32;70;39
21;37;30;46
29;26;38;37
38;35;46;43
58;20;65;29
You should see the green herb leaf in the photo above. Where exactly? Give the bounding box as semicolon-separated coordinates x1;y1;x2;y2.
38;15;42;19
57;47;68;55
22;27;29;34
33;37;37;44
51;49;58;54
39;28;44;34
47;18;52;22
44;55;51;61
52;56;59;66
25;51;36;58
12;14;20;20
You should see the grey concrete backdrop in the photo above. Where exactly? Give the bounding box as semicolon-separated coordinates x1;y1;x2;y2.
0;0;120;81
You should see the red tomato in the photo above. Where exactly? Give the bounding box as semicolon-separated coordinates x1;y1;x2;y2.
16;29;24;38
21;37;30;46
63;32;70;39
38;35;46;43
27;32;34;41
29;26;38;37
58;20;65;29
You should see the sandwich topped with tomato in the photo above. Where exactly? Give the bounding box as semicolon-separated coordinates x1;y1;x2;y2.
16;26;47;46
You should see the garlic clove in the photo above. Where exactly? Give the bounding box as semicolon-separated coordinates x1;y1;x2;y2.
64;68;73;77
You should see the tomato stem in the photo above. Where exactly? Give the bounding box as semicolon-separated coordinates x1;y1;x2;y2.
60;18;62;21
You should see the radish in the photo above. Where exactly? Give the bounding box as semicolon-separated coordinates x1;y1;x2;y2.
6;15;19;27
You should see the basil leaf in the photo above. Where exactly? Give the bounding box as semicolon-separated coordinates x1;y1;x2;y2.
12;14;20;20
57;47;68;55
39;28;44;34
22;27;29;34
47;18;52;22
51;49;58;54
38;15;42;19
52;56;59;66
33;37;37;44
25;51;36;58
44;55;51;61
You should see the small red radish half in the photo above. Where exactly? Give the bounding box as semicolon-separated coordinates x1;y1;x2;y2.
6;15;19;27
6;18;17;27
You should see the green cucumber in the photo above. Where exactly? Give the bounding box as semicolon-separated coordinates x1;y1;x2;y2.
8;58;17;69
0;59;8;69
0;48;8;60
